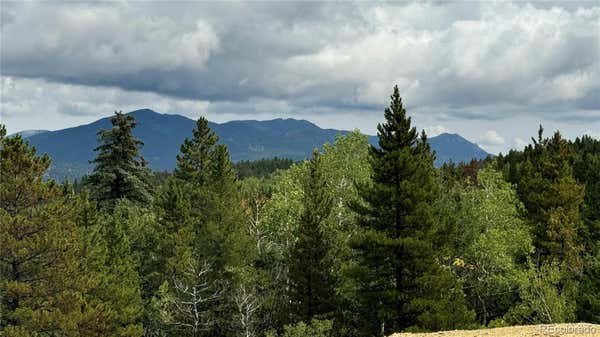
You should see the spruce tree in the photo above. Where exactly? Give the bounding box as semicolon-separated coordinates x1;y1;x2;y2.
351;86;462;334
288;150;336;323
88;111;152;209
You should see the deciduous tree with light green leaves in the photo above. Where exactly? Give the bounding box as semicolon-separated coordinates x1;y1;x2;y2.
449;168;533;326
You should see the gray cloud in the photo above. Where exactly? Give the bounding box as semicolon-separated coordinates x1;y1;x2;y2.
0;1;598;153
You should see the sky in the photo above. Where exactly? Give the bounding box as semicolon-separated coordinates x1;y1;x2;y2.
1;1;599;154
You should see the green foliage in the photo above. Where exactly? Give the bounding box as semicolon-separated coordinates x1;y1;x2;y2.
3;91;599;337
571;135;600;323
577;249;600;323
153;118;255;337
174;117;218;184
409;267;476;332
511;127;585;326
235;157;295;179
288;151;336;323
268;319;333;337
518;127;584;272
349;86;473;335
505;263;577;324
0;128;142;336
447;168;533;325
87;111;153;209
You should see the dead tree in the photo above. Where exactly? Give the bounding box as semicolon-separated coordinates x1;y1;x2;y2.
234;284;261;337
166;259;222;337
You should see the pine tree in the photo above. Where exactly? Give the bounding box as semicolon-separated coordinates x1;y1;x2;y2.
199;144;251;269
350;86;469;335
288;150;336;323
88;111;152;209
0;126;143;336
570;135;600;323
95;206;146;336
175;117;218;184
515;126;584;323
518;126;584;273
162;119;253;336
75;192;146;337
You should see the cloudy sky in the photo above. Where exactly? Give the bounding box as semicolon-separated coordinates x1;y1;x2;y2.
1;1;599;154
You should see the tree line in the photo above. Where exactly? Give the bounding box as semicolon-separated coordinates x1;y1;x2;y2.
1;86;598;337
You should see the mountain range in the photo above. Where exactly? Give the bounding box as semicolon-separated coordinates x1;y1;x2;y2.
15;109;490;180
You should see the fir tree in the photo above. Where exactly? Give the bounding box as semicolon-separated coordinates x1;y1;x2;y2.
288;150;336;323
88;111;152;209
350;86;471;334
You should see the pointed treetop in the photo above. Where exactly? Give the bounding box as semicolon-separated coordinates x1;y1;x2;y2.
87;111;152;208
376;85;418;152
175;116;219;183
535;124;544;144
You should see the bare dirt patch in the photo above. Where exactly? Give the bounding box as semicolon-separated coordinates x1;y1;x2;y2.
390;323;600;337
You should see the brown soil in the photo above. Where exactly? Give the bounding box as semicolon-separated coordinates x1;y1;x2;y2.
390;323;600;337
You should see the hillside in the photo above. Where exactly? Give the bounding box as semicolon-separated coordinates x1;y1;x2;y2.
429;133;489;165
391;323;600;337
20;109;490;179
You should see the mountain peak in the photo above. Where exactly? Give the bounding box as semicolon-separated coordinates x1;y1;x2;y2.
429;133;489;165
435;132;462;138
22;109;490;179
128;108;162;117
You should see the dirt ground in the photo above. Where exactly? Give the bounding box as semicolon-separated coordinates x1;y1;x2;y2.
390;323;600;337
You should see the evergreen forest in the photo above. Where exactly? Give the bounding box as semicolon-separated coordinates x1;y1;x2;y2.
1;86;599;337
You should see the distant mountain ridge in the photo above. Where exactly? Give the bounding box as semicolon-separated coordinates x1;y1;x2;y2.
428;133;490;165
10;129;49;138
19;109;490;179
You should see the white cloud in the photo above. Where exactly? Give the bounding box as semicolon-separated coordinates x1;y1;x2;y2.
1;1;598;119
513;137;529;149
1;1;599;153
425;125;451;137
1;3;219;78
0;76;209;133
479;130;506;145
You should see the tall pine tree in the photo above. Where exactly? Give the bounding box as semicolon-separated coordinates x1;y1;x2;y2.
288;150;336;323
157;117;253;337
88;111;152;209
351;86;471;335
